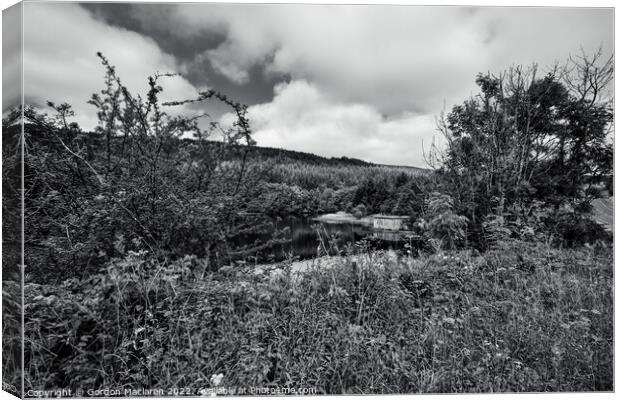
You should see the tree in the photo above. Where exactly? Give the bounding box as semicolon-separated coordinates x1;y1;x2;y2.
433;50;613;246
352;177;390;213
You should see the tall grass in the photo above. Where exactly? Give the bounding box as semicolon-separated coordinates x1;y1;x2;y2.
22;240;612;394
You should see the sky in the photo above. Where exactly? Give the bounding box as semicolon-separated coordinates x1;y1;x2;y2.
3;1;614;167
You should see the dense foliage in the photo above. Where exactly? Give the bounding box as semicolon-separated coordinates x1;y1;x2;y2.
2;109;23;398
8;55;280;281
434;50;613;248
21;241;612;393
247;166;432;218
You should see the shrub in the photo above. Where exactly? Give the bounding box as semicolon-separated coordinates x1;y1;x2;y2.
423;192;469;251
549;211;612;247
352;204;368;219
21;53;264;282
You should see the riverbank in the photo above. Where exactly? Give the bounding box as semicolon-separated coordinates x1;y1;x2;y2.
249;249;408;278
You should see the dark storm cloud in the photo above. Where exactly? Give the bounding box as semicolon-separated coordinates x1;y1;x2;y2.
81;3;222;62
80;2;281;106
183;50;286;107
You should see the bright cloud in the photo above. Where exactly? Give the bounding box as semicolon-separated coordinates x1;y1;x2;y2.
223;80;438;167
22;2;199;129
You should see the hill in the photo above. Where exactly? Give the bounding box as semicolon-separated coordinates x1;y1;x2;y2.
189;139;430;172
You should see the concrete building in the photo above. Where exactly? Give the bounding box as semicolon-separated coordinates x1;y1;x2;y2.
372;215;410;231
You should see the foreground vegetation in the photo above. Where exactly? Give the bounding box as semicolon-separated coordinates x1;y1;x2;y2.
16;240;612;393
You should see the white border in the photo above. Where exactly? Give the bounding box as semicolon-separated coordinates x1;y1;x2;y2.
0;2;616;400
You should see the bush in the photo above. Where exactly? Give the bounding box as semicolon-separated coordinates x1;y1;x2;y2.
423;192;469;251
550;211;612;247
352;204;368;219
21;54;264;282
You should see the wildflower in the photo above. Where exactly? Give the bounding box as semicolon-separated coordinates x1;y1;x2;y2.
347;324;362;335
210;373;224;387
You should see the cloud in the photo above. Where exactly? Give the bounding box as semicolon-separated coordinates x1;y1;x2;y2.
2;4;22;112
22;2;200;129
179;5;611;166
222;80;438;167
15;3;613;167
169;5;612;115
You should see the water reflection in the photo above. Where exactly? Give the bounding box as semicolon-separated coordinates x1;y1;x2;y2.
245;216;409;263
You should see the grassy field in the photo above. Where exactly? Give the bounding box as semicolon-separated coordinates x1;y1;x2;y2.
20;240;613;394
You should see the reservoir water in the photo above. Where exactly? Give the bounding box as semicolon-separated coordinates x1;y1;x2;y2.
236;215;413;263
